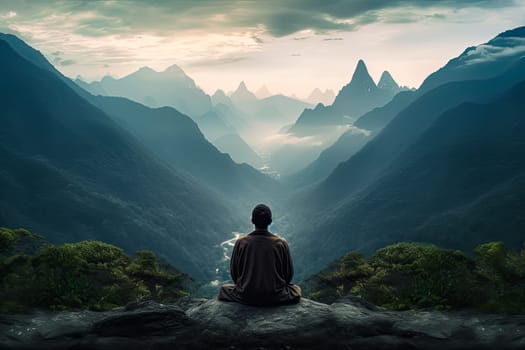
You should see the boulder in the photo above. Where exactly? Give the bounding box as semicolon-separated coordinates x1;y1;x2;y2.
0;298;524;349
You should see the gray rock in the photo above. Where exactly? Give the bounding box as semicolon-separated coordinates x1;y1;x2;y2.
0;298;524;349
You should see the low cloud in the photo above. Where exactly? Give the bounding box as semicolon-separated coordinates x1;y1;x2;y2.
264;133;318;146
263;124;370;149
463;37;525;65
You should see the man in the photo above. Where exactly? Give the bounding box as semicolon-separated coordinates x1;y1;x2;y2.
218;204;301;306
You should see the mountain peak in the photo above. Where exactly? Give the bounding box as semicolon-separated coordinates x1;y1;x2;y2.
255;85;272;99
164;64;186;75
230;81;258;105
213;89;227;98
236;81;249;92
350;59;376;88
378;71;399;91
137;66;156;74
306;88;335;105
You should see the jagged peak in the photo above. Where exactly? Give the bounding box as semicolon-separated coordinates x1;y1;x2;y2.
349;59;376;87
164;64;186;75
237;81;249;92
378;71;399;90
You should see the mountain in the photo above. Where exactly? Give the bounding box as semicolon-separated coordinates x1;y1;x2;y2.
194;110;237;142
288;88;414;186
229;81;259;113
420;26;525;93
228;82;311;125
211;89;234;107
287;126;371;187
257;94;312;125
76;64;212;117
213;102;250;133
0;38;238;280
337;28;525;159
288;60;401;136
305;88;335;106
351;27;525;135
294;79;525;277
312;58;525;210
353;90;417;132
75;77;107;96
89;96;280;205
213;134;264;168
289;27;525;278
377;71;399;92
255;85;272;99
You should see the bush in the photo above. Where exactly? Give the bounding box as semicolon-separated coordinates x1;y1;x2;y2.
307;241;525;313
0;229;192;313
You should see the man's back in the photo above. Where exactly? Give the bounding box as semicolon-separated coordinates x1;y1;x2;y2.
218;204;301;306
231;230;294;302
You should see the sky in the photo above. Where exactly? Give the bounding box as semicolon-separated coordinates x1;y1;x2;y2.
0;0;524;97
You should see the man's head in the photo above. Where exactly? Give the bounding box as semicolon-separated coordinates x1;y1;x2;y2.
251;204;272;229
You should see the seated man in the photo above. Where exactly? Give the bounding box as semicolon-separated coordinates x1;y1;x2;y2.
218;204;301;306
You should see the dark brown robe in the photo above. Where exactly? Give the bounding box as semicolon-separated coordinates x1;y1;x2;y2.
218;229;301;306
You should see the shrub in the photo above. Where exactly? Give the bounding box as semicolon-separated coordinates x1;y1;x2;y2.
307;241;525;313
0;229;192;313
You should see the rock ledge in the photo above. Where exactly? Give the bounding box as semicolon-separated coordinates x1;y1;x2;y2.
1;298;524;349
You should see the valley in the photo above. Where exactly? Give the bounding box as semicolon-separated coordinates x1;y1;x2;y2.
1;26;525;291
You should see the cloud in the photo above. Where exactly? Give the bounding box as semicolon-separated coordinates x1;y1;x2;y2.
264;133;318;146
0;0;519;40
263;124;370;149
186;55;249;68
50;51;76;66
456;36;525;66
1;11;17;19
60;59;75;66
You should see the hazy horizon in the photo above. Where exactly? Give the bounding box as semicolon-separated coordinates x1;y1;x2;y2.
1;0;524;97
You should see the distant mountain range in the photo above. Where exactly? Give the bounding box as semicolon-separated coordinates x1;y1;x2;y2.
288;27;525;278
76;65;212;117
89;96;279;204
305;88;336;106
288;60;403;136
0;36;241;280
0;33;284;280
223;81;312;126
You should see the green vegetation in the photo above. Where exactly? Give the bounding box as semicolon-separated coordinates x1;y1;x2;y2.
305;242;525;313
0;227;42;252
0;227;192;313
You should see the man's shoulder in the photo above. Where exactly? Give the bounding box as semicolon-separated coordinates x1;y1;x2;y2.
245;230;288;243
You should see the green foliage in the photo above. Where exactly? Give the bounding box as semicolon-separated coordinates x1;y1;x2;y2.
307;241;525;314
0;228;17;251
0;227;41;252
0;228;192;313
